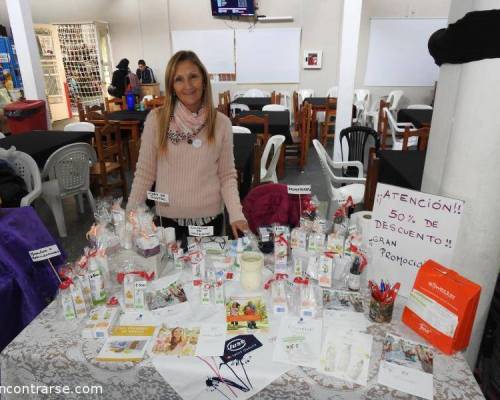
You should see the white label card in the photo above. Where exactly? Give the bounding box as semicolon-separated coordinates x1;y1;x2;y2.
188;225;214;237
29;245;61;262
147;191;169;203
287;185;312;195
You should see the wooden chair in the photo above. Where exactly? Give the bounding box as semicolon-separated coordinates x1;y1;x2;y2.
233;114;270;144
77;101;86;122
377;99;391;149
105;97;125;112
271;91;282;105
144;96;165;109
90;122;128;199
319;98;337;146
402;126;430;151
363;147;380;211
286;102;312;171
217;91;230;117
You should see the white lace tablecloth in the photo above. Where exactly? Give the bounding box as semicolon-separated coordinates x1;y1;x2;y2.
0;290;484;400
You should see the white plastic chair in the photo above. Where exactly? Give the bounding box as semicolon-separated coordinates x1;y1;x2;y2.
230;103;250;118
366;90;404;129
312;139;365;219
326;86;338;97
0;132;5;139
262;104;287;112
407;104;433;110
260;135;286;184
232;90;247;100
354;89;370;125
387;90;404;111
232;126;252;134
41;143;97;237
298;89;314;104
64;122;95;132
384;107;418;151
244;89;270;97
0;146;42;207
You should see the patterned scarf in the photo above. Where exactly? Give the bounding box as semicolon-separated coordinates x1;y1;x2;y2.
168;101;207;144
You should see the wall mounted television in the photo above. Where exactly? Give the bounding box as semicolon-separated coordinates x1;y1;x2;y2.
211;0;255;16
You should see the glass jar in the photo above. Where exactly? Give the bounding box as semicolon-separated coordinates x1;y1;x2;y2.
240;251;264;291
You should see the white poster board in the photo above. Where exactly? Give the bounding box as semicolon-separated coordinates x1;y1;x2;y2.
368;184;464;295
364;18;447;86
236;28;301;83
171;30;235;74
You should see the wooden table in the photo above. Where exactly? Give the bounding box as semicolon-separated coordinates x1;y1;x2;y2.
231;97;272;110
397;109;433;128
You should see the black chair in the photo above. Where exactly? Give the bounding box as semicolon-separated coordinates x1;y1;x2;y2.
339;126;380;177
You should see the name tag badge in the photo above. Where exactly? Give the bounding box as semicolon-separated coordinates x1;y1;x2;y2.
192;139;202;148
147;191;169;204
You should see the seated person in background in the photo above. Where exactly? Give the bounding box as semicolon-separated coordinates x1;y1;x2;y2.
136;59;156;84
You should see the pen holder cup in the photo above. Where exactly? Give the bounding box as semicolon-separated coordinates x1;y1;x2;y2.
369;295;394;323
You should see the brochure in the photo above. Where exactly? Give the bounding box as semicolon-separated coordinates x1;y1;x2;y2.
377;334;434;400
226;296;269;334
319;328;372;386
272;316;322;368
95;325;155;362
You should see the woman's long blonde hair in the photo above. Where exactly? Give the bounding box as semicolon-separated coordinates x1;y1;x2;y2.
157;51;217;151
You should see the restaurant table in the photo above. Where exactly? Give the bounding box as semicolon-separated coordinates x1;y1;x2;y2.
0;207;65;352
378;150;426;190
231;97;272;111
0;281;484;400
0;130;93;168
236;110;291;142
107;109;150;123
233;132;256;199
397;109;433;129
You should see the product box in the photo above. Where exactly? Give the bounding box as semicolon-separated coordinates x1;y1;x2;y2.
402;260;481;354
82;307;120;339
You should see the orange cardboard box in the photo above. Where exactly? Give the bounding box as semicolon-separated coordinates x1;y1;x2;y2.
402;260;481;355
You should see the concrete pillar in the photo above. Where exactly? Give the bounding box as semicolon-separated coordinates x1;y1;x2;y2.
421;0;500;367
334;0;362;161
6;0;46;101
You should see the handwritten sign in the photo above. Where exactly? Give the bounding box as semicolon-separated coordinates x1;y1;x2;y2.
287;185;312;195
188;225;214;237
147;191;169;203
368;184;464;295
29;245;61;262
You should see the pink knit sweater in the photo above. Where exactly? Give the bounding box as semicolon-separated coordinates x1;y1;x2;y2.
128;109;245;223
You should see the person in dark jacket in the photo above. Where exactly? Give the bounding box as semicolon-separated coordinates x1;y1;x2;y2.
109;58;130;98
136;59;156;84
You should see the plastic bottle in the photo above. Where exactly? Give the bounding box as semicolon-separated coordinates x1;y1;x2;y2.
88;259;107;305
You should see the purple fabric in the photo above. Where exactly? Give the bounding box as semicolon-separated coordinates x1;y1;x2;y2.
0;207;66;351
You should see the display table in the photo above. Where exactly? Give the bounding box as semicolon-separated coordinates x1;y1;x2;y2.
1;284;483;399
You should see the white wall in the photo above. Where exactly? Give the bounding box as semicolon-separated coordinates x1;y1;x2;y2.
0;0;450;105
356;0;451;108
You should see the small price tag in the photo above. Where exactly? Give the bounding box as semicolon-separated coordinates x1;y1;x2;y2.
287;185;312;195
134;281;147;290
188;225;214;237
147;191;169;203
29;245;61;262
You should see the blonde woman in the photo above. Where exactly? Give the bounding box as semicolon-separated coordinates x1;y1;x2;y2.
128;51;248;245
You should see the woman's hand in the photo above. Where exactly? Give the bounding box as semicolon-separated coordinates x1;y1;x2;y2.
231;219;249;238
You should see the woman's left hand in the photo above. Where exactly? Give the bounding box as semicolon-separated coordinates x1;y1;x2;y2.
231;219;249;238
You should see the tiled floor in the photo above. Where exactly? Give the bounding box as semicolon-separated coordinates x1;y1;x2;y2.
34;119;334;261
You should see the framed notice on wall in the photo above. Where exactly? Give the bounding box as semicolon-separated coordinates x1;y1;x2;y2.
303;50;322;69
367;183;464;296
